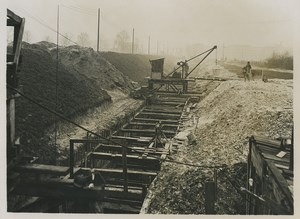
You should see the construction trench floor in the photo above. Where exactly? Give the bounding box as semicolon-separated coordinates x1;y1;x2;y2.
9;63;293;214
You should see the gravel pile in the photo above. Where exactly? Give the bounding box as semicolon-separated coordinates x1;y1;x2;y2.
144;65;293;214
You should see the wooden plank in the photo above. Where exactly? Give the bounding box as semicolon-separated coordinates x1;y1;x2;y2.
275;163;289;170
132;117;179;124
14;164;69;176
7;9;22;23
137;112;181;119
142;108;182;114
94;144;168;156
90;152;160;170
262;153;290;164
7;18;19;26
127;122;178;128
80;167;157;177
266;160;293;207
254;136;282;149
251;144;265;179
12;181;143;202
120;128;176;135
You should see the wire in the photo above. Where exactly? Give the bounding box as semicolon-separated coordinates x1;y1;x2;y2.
17;8;78;46
7;85;224;169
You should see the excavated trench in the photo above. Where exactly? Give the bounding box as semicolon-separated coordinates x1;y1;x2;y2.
10;78;222;213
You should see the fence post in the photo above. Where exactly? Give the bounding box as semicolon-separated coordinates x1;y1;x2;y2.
69;140;74;178
122;146;128;193
205;181;216;214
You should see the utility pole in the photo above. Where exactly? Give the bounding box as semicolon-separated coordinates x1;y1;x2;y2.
97;8;100;52
148;35;150;55
55;5;59;152
157;40;159;55
132;28;134;54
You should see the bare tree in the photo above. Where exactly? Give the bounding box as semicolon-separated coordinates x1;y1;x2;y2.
61;32;73;46
114;30;130;53
77;32;91;47
23;30;32;43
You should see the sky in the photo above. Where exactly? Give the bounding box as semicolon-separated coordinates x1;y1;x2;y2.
3;0;299;59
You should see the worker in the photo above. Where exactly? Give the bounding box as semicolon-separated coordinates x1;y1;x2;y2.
245;61;253;80
183;61;189;78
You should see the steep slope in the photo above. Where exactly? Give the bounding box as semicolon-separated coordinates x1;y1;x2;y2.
14;42;112;163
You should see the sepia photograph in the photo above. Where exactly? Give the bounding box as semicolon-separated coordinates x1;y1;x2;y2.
2;0;298;216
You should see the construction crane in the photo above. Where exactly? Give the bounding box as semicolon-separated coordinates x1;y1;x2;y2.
146;45;217;94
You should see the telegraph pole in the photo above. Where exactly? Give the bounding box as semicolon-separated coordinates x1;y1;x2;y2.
97;8;100;52
55;5;59;152
132;28;135;54
148;36;150;55
157;40;159;55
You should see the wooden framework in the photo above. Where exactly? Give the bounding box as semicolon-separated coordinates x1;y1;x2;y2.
10;94;190;213
148;78;194;94
246;136;293;215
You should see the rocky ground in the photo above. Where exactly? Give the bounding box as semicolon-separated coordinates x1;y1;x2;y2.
143;63;293;214
47;89;143;161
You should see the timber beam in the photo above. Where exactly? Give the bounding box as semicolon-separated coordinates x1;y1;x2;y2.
90;152;160;170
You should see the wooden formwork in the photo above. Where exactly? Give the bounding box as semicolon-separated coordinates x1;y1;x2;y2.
10;93;191;213
246;136;293;215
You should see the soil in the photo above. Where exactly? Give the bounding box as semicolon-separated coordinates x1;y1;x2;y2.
14;42;111;163
143;62;293;214
47;89;143;161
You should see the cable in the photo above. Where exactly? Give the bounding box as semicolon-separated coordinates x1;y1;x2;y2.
17;8;78;46
7;85;225;169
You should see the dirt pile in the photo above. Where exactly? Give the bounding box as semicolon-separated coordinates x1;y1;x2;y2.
52;46;134;91
144;65;293;214
13;42;134;163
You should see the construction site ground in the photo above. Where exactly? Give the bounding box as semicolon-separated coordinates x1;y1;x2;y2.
143;63;293;214
47;89;143;162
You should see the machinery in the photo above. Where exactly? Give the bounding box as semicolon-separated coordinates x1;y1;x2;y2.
147;45;217;94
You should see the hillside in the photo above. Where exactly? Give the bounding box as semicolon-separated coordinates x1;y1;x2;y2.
101;52;178;83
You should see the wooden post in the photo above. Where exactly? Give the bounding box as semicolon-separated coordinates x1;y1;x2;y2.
69;140;74;178
122;146;128;193
205;181;216;214
214;168;217;201
246;137;253;214
97;8;100;52
290;126;294;171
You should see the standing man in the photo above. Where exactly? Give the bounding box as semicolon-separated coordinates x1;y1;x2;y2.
245;61;253;80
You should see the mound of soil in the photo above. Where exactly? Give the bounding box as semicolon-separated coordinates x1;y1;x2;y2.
14;42;112;163
144;63;293;214
53;46;134;91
